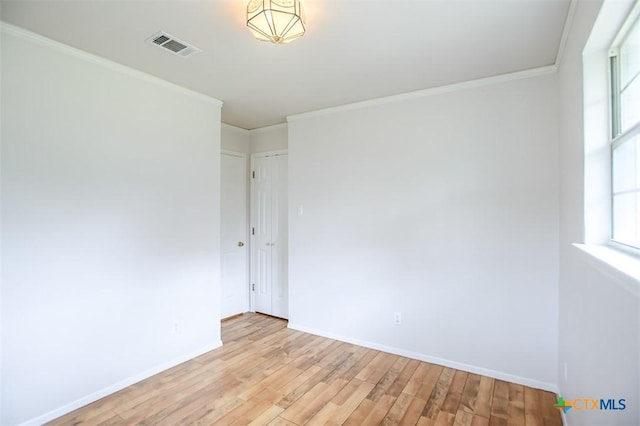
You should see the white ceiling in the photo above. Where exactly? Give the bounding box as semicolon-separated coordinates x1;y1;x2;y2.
1;0;571;130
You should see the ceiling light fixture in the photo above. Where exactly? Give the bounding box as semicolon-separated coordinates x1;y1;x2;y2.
247;0;305;44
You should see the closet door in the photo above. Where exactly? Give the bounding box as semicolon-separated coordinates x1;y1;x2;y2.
221;152;248;318
251;153;288;319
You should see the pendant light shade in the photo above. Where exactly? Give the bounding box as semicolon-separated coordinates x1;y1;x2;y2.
247;0;306;44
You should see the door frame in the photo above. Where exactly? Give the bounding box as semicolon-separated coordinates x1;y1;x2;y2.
249;149;288;313
221;150;249;317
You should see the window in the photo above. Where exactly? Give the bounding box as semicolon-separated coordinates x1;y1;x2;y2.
610;7;640;248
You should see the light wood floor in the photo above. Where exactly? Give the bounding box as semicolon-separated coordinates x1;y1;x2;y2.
48;313;561;425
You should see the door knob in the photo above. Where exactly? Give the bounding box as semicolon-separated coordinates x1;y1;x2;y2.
237;241;245;247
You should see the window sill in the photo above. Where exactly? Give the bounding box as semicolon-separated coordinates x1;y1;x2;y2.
573;243;640;297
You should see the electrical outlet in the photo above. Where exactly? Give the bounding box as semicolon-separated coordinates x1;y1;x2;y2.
394;312;402;325
172;321;180;334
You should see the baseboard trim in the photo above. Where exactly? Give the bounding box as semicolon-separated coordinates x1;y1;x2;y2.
19;340;223;426
287;322;557;393
559;407;568;426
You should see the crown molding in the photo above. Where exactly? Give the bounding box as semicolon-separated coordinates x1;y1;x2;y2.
555;0;578;67
287;65;557;123
0;21;223;108
221;123;251;135
249;122;288;135
287;1;573;124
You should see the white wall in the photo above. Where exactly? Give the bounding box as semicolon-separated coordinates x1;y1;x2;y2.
287;72;560;389
558;1;640;425
250;124;288;153
222;123;250;154
1;25;222;425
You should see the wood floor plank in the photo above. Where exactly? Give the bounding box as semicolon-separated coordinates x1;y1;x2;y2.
267;415;300;426
186;394;246;424
488;415;508;426
422;367;456;420
330;378;370;407
506;382;525;426
441;370;468;415
237;361;304;401
452;409;474;426
538;388;563;426
276;367;332;409
48;409;122;426
213;393;277;425
416;364;445;401
245;404;285;426
340;347;378;382
45;314;562;426
315;341;353;369
403;362;431;396
294;340;345;372
368;353;403;385
523;385;543;426
306;379;374;425
324;379;375;424
460;373;482;413
322;345;371;384
474;375;495;418
360;393;397;424
470;415;491;426
397;397;427;425
367;356;410;402
94;413;125;426
381;391;414;425
306;381;358;424
416;415;437;425
342;398;378;425
279;378;348;424
490;379;510;419
388;358;421;397
355;351;396;384
434;409;457;426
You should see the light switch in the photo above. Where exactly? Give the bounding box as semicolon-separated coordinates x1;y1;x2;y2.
297;205;304;216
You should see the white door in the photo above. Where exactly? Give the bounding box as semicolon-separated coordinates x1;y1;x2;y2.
252;153;288;319
221;152;248;318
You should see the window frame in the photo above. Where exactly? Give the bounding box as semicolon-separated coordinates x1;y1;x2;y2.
609;4;640;251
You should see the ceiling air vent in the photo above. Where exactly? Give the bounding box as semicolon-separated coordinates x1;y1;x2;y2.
145;32;202;58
